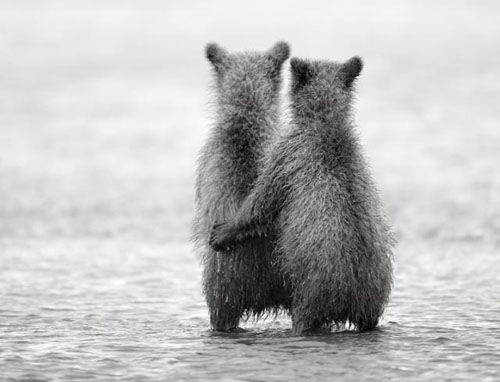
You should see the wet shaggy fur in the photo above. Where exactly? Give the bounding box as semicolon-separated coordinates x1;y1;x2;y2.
193;41;292;331
210;56;395;334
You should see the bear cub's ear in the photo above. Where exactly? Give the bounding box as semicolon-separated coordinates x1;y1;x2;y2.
267;41;290;65
290;58;313;90
205;42;229;72
340;56;363;88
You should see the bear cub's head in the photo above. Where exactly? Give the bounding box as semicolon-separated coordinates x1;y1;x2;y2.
289;56;363;121
205;41;290;111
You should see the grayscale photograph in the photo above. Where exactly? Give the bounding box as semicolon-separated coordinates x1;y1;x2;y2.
1;0;499;381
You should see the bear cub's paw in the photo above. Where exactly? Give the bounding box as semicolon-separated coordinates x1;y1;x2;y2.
209;222;237;252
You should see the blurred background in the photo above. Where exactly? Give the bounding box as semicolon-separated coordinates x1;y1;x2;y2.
1;1;499;380
2;0;499;243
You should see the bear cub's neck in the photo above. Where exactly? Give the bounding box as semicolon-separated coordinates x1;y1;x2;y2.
293;105;354;144
217;98;278;156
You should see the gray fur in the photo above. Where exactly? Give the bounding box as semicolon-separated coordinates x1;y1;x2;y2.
210;56;395;334
193;42;291;331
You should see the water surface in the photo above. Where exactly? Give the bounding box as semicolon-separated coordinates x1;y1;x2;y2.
1;239;499;381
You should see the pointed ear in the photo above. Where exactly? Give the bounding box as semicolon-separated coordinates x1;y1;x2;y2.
267;41;290;65
205;42;229;73
340;56;363;88
290;58;313;91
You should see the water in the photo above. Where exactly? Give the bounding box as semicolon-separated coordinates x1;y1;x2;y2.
1;0;500;380
1;239;499;381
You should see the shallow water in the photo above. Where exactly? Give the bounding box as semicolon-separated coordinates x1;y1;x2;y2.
1;239;499;381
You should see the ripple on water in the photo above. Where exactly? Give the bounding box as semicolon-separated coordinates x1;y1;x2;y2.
1;240;500;381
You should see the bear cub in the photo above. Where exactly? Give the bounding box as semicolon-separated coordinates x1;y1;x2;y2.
210;56;394;334
193;42;292;331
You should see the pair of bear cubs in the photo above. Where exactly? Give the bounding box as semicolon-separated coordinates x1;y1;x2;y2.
194;41;394;335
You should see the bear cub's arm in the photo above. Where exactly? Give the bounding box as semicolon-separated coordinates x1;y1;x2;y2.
208;180;276;252
209;145;290;252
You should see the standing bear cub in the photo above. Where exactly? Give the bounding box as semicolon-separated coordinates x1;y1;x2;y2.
210;56;395;334
193;42;292;331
